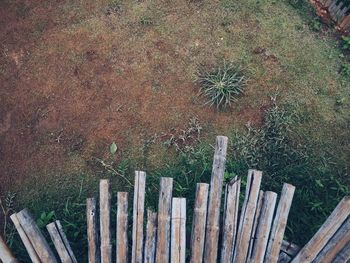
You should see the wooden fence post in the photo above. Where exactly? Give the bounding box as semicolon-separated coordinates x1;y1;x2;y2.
86;198;100;263
16;208;58;263
333;240;350;263
190;183;209;263
171;198;186;263
203;136;228;263
131;171;146;263
0;235;18;263
144;209;157;263
155;177;173;263
250;191;277;263
10;213;40;263
100;179;112;263
116;192;129;263
233;170;262;263
248;190;264;260
220;177;240;263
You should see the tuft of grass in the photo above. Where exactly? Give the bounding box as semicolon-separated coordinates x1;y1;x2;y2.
342;35;350;50
196;63;247;109
340;63;350;78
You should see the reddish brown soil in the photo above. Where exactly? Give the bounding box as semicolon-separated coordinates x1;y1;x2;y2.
0;0;265;194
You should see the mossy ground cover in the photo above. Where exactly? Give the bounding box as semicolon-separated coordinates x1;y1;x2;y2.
0;0;349;260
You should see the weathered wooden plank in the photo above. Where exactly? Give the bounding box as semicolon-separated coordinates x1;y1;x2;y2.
86;198;99;263
16;208;58;263
144;209;157;263
155;177;173;263
190;183;209;263
220;177;240;263
171;198;186;263
47;221;76;263
277;252;292;263
265;183;295;263
250;191;277;263
116;192;128;263
100;179;112;263
313;216;350;262
233;170;262;263
203;136;228;263
248;190;264;260
291;196;350;263
0;235;18;263
10;213;40;263
280;240;300;257
340;15;350;29
333;240;350;263
131;171;146;263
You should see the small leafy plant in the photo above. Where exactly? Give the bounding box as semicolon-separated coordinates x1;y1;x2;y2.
197;62;247;109
340;63;350;77
342;35;350;50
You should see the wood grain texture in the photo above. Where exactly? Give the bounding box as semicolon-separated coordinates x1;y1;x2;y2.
233;170;262;263
155;177;173;263
203;136;228;263
86;198;100;263
10;213;40;263
333;240;350;263
171;198;186;263
248;190;264;260
313;216;350;263
100;179;112;263
0;234;18;263
190;183;209;263
265;183;295;263
250;191;277;263
116;192;129;263
16;208;58;263
131;171;146;263
220;177;240;263
144;209;157;263
280;240;300;257
292;196;350;263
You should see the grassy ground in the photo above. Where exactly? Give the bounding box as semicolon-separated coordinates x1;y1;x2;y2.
0;0;349;260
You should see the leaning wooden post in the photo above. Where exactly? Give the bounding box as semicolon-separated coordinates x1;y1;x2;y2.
116;192;129;263
144;209;157;263
16;208;58;263
292;196;350;263
333;240;350;263
266;183;295;263
10;213;40;263
155;177;173;263
86;198;99;263
0;234;18;263
250;191;277;263
313;216;350;263
46;220;78;263
220;177;240;263
190;183;209;263
100;179;112;263
171;198;186;263
203;136;228;263
131;171;146;263
233;170;262;263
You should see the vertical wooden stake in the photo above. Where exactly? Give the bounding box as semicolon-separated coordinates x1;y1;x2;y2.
250;191;277;263
131;171;146;263
266;183;295;263
233;170;262;263
220;177;240;263
100;179;112;263
0;234;18;263
203;136;228;263
155;177;173;263
16;208;58;263
116;192;129;263
248;190;264;260
144;209;157;263
87;198;99;263
10;213;40;263
190;183;209;263
171;198;186;263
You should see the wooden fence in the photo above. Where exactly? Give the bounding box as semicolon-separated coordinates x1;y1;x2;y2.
1;136;350;262
318;0;350;32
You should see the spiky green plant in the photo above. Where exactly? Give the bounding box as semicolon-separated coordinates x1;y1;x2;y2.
197;63;247;109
